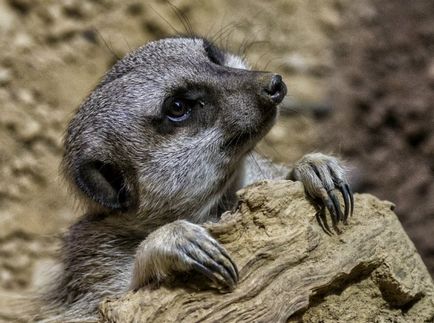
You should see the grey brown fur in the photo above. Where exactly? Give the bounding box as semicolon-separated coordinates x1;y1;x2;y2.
37;36;353;321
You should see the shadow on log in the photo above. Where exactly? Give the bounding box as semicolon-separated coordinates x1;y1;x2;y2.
99;181;434;322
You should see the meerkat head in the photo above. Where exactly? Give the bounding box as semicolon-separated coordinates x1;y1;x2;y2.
63;36;286;220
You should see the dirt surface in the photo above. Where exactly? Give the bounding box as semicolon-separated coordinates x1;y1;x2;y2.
321;0;434;274
0;0;348;320
99;181;434;323
2;0;433;320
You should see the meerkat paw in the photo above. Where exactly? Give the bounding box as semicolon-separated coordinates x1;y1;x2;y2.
130;220;238;291
289;153;354;231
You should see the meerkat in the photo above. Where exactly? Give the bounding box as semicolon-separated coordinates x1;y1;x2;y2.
37;36;353;321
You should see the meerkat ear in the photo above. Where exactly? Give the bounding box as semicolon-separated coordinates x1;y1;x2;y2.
75;160;133;211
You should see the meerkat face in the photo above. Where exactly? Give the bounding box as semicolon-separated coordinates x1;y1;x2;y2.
63;37;286;219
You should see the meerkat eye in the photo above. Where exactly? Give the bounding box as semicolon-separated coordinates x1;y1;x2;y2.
164;97;193;122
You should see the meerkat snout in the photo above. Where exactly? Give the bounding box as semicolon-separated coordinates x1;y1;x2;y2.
263;74;287;104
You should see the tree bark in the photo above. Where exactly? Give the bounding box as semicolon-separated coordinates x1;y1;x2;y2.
99;180;434;322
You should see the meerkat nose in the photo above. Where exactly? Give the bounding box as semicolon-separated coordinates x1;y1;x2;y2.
263;74;287;104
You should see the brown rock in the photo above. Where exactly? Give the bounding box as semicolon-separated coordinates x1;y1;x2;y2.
99;181;434;322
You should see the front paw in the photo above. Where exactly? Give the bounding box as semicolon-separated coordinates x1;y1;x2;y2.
130;220;238;291
290;153;354;231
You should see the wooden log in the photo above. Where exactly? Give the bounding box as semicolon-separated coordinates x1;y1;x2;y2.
99;180;434;322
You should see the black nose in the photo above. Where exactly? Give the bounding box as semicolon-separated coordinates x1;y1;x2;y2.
264;74;287;104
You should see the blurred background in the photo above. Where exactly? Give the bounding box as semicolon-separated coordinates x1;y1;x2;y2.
0;0;433;320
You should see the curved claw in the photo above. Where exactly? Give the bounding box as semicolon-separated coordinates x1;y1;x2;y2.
328;189;343;223
292;153;355;233
189;258;233;290
345;183;354;217
187;238;238;290
320;190;338;228
327;164;354;223
210;239;239;282
316;206;332;235
336;181;350;223
202;257;236;289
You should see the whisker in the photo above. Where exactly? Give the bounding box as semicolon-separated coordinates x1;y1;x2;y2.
246;124;267;179
167;1;194;36
241;40;270;57
237;32;255;57
93;27;120;60
252;49;272;70
262;137;284;159
149;4;180;35
263;56;282;71
212;22;245;49
121;36;132;52
248;151;266;179
210;21;236;43
223;27;237;53
205;12;225;39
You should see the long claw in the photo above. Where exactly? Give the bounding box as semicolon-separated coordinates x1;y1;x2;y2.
189;239;238;286
311;163;342;226
338;182;350;223
189;258;231;289
335;181;349;222
204;259;236;289
322;192;338;227
345;183;354;217
316;207;332;235
327;164;352;223
210;240;239;281
328;190;343;223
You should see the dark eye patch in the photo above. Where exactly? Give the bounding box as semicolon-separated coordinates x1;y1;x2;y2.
203;39;225;65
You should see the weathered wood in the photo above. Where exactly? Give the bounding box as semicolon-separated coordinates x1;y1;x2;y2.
99;180;434;322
